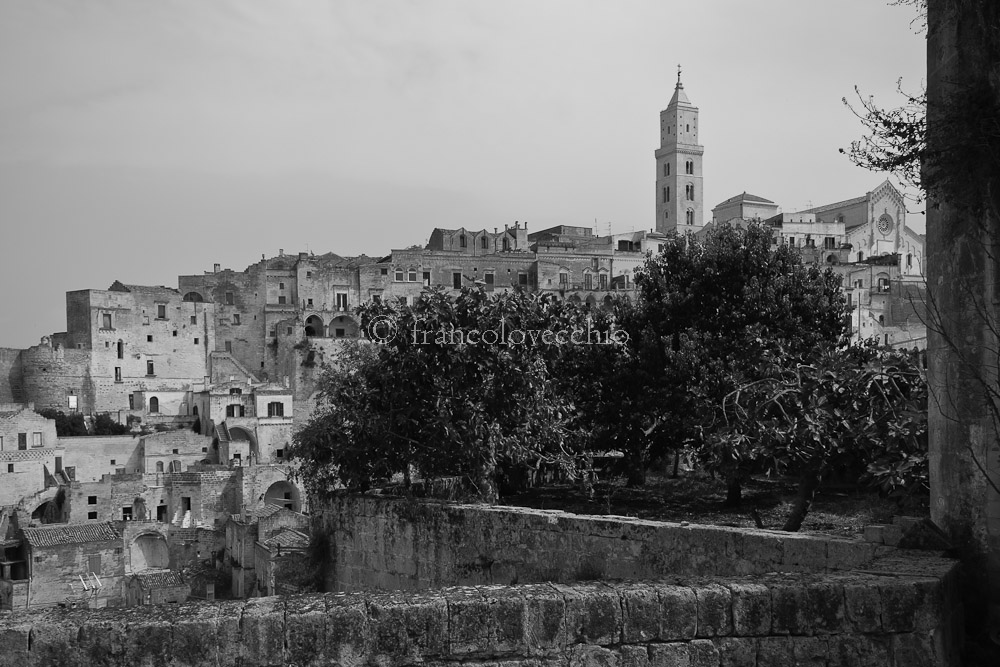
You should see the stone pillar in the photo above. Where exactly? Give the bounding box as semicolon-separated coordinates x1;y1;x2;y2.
926;0;1000;626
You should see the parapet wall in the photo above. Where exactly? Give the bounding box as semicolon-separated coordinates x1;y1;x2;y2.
0;569;959;667
316;495;886;592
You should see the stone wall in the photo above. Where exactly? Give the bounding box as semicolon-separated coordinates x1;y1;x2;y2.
0;348;24;404
0;570;959;666
317;496;888;592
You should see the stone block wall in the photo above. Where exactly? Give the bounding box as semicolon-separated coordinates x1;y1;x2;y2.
316;496;886;592
0;571;959;666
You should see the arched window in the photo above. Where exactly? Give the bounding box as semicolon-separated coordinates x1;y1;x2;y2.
906;253;912;267
686;210;694;226
149;397;159;413
878;315;885;326
664;210;668;220
155;461;164;473
192;405;198;416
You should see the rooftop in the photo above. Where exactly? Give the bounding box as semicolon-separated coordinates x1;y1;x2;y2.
22;523;119;548
133;569;186;590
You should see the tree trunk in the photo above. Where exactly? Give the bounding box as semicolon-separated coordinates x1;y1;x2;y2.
671;451;681;478
723;475;742;507
782;471;822;532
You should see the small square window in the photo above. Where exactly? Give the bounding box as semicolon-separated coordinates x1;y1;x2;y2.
408;271;417;282
102;313;112;329
381;268;388;276
6;464;12;473
335;328;346;338
88;511;97;520
233;314;241;325
395;270;404;282
276;449;284;460
225;292;234;305
307;298;313;307
173;449;179;454
190;315;197;324
202;447;208;453
279;282;285;289
88;496;97;504
147;335;153;342
110;459;116;465
172;330;178;337
286;327;293;335
306;271;312;278
194;338;199;344
278;296;286;305
157;304;166;319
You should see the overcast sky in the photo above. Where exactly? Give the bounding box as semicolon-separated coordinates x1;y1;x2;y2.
1;0;926;349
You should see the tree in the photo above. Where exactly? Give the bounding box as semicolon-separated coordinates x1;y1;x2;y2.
711;344;927;531
37;409;88;437
624;221;851;498
91;413;130;436
289;287;591;502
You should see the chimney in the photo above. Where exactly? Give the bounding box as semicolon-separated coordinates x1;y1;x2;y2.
213;263;221;273
279;249;284;257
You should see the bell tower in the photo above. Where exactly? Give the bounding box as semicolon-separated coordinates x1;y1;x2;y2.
655;66;704;234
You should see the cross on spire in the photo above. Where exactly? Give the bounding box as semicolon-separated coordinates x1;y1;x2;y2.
677;64;682;85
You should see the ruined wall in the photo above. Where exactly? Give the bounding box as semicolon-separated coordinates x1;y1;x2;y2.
0;567;960;667
19;343;94;413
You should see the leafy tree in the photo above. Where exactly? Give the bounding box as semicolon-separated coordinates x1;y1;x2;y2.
709;344;927;531
37;409;88;437
623;221;851;496
91;413;131;436
289;287;592;502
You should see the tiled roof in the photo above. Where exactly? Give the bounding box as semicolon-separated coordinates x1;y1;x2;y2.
798;195;869;215
23;523;119;548
263;528;309;550
133;569;186;589
715;192;776;207
254;503;285;519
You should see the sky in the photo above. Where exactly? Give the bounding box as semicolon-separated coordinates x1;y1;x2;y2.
0;0;927;349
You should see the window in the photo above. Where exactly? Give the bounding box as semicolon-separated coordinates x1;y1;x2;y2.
276;449;284;460
306;271;312;278
148;397;159;413
408;270;417;282
664;210;669;220
335;328;345;338
68;395;78;410
147;334;153;342
279;283;285;290
230;388;242;395
18;433;26;450
459;234;467;248
599;274;608;290
559;272;568;286
686;209;694;226
879;315;885;326
147;361;155;375
663;187;667;203
225;340;232;353
191;315;197;324
278;296;286;305
122;507;133;521
336;293;348;310
381;267;388;276
32;432;42;447
847;293;853;306
6;464;12;473
664;163;669;177
114;367;121;382
307;298;313;307
157;304;166;319
686;124;690;132
87;511;97;520
503;238;510;251
226;405;245;417
172;330;177;337
226;292;234;305
484;273;494;287
267;402;284;417
824;237;836;250
395;269;404;281
481;236;489;249
233;314;240;325
128;394;135;410
584;274;593;290
102;313;112;329
287;327;293;335
907;254;913;268
518;273;528;286
172;448;179;454
88;555;101;574
156;461;163;473
110;459;116;466
453;273;462;289
423;271;431;286
789;237;796;247
858;252;864;262
194;338;199;345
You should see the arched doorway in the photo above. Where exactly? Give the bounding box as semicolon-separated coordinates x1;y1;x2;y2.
183;292;204;302
264;481;301;512
304;315;324;337
229;426;258;460
130;533;170;571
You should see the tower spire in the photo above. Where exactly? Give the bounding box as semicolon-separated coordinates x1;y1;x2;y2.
677;63;682;86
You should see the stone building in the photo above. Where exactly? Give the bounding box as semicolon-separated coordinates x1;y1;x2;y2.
124;569;189;607
712;192;779;225
20;522;124;608
0;404;64;516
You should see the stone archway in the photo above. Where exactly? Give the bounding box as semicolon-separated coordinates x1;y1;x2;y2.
229;426;259;460
329;315;359;339
30;500;61;525
130;533;170;571
264;481;301;513
304;315;324;337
